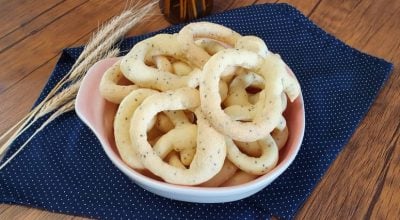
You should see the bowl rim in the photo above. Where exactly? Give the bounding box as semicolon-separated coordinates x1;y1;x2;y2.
76;58;305;195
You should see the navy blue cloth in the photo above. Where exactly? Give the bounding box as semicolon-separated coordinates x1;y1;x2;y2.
0;3;393;219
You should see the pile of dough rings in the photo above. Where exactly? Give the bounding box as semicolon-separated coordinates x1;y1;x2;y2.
99;22;301;187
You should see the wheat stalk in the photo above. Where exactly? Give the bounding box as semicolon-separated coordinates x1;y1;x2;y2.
0;1;157;166
0;100;75;170
72;0;152;71
36;47;120;119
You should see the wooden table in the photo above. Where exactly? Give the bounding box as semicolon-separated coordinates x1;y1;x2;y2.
0;0;399;219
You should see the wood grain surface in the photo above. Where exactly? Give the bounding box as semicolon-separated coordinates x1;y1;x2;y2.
0;0;399;219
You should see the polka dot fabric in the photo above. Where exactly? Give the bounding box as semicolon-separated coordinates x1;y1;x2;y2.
0;4;393;220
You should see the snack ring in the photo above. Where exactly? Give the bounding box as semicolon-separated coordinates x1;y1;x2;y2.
120;34;201;91
155;110;196;165
224;72;265;107
114;89;158;169
201;49;282;142
178;22;242;67
195;38;227;55
272;126;289;150
172;61;192;76
234;140;261;157
95;21;303;190
232;125;289;160
99;60;139;104
153;124;197;166
200;159;238;187
235;36;269;58
154;55;173;72
156;113;175;133
166;151;186;169
221;171;259;187
164;110;191;126
161;110;195;165
130;88;226;185
226;135;279;175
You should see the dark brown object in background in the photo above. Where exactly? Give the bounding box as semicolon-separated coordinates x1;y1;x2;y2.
159;0;213;23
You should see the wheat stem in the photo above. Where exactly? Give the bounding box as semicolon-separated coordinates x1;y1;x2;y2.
0;48;120;157
0;100;75;170
35;83;80;119
0;2;156;162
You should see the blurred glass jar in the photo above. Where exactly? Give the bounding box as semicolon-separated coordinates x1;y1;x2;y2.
159;0;213;24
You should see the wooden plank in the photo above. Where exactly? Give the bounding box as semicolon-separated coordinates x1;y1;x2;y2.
0;204;83;220
296;0;400;219
251;0;322;16
0;56;59;134
0;0;132;94
278;0;322;16
369;131;400;219
0;0;63;38
0;0;88;52
0;204;10;214
24;207;84;220
212;0;275;12
0;204;35;219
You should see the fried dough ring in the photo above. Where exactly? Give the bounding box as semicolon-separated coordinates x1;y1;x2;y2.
154;55;173;72
221;171;259;187
156;113;175;133
234;141;261;157
224;72;264;107
200;49;277;142
178;22;242;67
166;151;186;169
153;124;197;166
130;88;226;185
160;110;195;165
200;159;237;187
120;34;201;91
99;60;139;104
235;36;269;58
226;135;279;175
114;89;158;169
234;125;289;158
195;38;227;55
272;126;289;150
201;47;300;142
172;61;192;76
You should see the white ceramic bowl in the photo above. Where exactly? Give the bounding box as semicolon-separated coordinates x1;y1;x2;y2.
76;58;305;203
